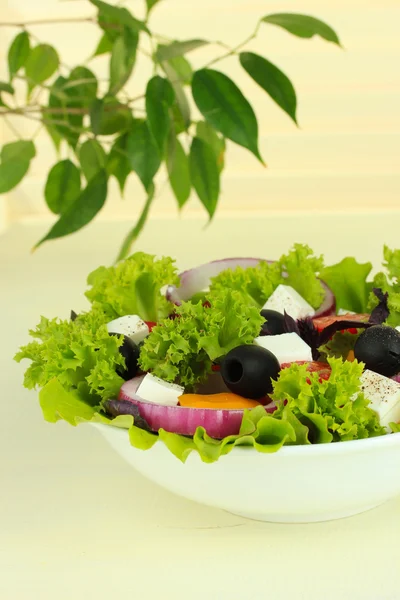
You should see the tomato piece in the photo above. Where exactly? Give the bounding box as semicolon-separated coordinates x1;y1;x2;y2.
144;321;157;332
312;313;369;332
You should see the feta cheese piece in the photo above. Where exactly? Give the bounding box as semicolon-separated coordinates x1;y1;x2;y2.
254;332;312;365
359;369;400;430
262;285;315;320
136;373;184;407
107;315;150;345
338;308;356;316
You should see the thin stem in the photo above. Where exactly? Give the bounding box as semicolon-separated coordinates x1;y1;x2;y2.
0;17;94;28
203;21;262;68
3;115;22;140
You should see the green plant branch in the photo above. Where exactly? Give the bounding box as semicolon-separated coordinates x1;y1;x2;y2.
0;17;94;28
2;115;22;140
203;20;262;68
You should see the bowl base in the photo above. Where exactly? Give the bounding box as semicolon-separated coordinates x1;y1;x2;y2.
227;501;386;524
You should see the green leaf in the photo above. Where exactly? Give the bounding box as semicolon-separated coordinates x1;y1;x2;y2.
1;140;36;162
8;31;30;80
126;120;161;191
93;32;114;57
262;13;341;46
157;39;208;61
239;52;297;125
78;139;107;182
47;76;81;149
162;61;191;128
91;0;149;33
189;137;220;219
45;160;81;215
107;133;131;195
109;26;138;94
45;124;62;153
90;97;132;136
167;132;191;208
165;55;193;85
0;160;30;194
320;257;373;313
192;68;264;164
196;121;225;173
146;0;163;15
0;82;14;95
25;44;59;93
64;66;98;106
116;184;155;261
35;170;108;247
0;141;36;193
145;75;175;154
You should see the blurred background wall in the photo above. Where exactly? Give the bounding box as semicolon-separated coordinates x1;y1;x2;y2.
0;0;399;232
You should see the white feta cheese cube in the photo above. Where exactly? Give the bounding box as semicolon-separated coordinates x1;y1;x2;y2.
262;285;315;320
254;332;312;365
107;315;150;346
359;369;400;430
136;373;184;407
338;308;356;316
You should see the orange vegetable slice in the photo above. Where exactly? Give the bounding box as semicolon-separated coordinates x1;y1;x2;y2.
178;392;261;410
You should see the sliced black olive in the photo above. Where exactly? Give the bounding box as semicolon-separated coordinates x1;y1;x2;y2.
354;325;400;377
70;310;78;322
260;309;286;336
109;333;139;380
221;344;280;399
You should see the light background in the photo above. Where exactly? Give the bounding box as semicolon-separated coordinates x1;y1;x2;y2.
0;0;399;232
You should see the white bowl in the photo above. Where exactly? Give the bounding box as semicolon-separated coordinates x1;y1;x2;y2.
92;423;400;523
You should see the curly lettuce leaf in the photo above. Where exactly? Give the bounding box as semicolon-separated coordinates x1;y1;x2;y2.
209;244;324;309
271;357;385;442
320;257;373;313
277;243;324;308
14;311;125;403
368;246;400;326
209;262;283;307
138;290;264;388
85;251;179;322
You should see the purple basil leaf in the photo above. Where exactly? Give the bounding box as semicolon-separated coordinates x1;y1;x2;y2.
317;319;371;347
104;399;152;432
283;311;300;335
369;287;389;324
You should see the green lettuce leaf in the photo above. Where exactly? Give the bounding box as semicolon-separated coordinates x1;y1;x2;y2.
278;243;325;308
138;290;264;388
85;251;179;322
208;244;324;309
319;330;360;360
368;246;400;326
14;310;125;403
319;257;373;313
271;357;385;442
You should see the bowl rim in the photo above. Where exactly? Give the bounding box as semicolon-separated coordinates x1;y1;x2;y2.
92;421;400;457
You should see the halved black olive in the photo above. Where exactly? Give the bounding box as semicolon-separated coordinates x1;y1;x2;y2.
260;309;286;336
109;333;139;380
354;325;400;377
221;344;280;399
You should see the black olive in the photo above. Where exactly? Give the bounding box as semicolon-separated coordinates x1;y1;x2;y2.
260;309;286;336
354;325;400;377
221;344;280;399
70;310;78;322
109;333;139;380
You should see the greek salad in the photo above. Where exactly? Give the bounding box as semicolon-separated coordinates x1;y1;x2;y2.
14;244;400;463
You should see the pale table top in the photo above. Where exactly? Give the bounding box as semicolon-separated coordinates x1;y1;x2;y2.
2;214;400;600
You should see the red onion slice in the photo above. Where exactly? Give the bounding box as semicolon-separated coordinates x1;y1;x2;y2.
109;375;276;439
166;257;335;317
